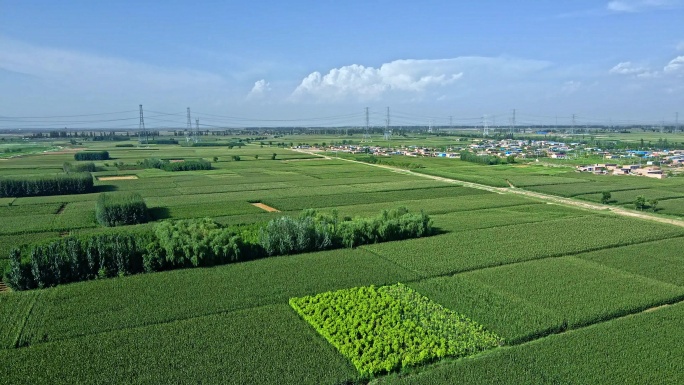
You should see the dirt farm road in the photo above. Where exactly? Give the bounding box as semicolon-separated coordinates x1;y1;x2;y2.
293;149;684;229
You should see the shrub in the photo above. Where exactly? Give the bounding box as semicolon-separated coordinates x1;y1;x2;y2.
460;151;503;165
147;139;178;145
139;158;166;169
96;192;149;227
148;218;256;270
601;191;611;204
74;151;109;161
0;173;94;198
258;212;334;256
63;161;97;173
162;159;211;171
4;232;150;290
6;208;433;291
138;158;211;171
260;207;432;254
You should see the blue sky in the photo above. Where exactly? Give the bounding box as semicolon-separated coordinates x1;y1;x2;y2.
1;0;683;128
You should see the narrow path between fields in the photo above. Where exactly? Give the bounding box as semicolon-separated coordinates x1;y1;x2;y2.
292;149;684;228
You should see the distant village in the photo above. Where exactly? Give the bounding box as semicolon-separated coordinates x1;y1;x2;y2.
316;138;684;179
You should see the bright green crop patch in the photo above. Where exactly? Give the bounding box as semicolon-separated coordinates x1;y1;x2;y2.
289;283;501;377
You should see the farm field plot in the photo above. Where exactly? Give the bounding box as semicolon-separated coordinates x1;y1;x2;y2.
151;200;265;220
576;188;684;205
0;304;359;385
416;168;510;187
648;196;684;216
1;213;72;235
12;192;101;205
399;159;579;188
0;202;97;235
143;182;455;209
506;175;591;187
364;215;684;277
460;256;684;328
263;185;488;211
525;177;668;197
430;203;590;233
381;302;684;385
319;193;535;218
576;237;684;286
0;197;15;206
3;248;418;348
0;291;41;349
409;276;565;344
0;203;64;216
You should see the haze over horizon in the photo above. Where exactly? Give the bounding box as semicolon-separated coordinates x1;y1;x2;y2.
1;0;684;129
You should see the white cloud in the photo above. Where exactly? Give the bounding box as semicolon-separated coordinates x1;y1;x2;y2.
0;36;225;93
607;0;680;12
246;79;271;99
609;61;658;77
291;57;549;101
292;61;461;101
562;81;582;93
664;56;684;73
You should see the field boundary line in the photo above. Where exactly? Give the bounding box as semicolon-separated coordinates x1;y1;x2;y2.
8;301;289;351
390;233;684;286
293;149;684;229
358;246;425;278
12;291;41;349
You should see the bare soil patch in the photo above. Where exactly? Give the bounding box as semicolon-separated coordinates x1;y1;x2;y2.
0;281;8;293
169;159;184;163
252;202;280;212
97;175;139;181
643;304;670;313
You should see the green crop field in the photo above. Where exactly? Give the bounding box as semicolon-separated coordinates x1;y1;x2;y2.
576;237;684;286
1;134;684;384
363;215;684;277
